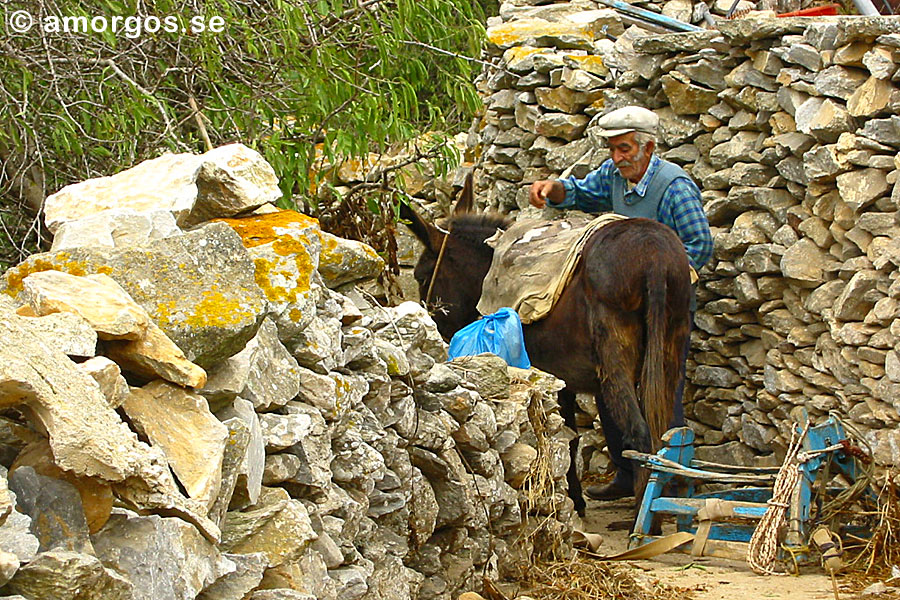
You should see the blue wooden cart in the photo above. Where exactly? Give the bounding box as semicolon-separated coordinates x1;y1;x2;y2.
623;416;872;565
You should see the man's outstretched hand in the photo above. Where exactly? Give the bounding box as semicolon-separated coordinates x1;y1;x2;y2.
529;180;565;208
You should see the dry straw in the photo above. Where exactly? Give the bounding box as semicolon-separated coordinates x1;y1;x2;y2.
845;474;900;574
519;553;688;600
510;385;689;600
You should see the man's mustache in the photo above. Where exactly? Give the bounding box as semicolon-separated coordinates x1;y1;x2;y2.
614;148;645;170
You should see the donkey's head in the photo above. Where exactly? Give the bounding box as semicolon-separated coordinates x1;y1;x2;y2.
399;173;510;339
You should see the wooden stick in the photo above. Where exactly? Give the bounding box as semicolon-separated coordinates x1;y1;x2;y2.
189;96;213;152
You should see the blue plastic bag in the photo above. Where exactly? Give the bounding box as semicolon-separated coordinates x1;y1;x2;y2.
448;307;531;369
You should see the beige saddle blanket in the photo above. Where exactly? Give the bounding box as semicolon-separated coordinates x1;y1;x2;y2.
477;212;625;324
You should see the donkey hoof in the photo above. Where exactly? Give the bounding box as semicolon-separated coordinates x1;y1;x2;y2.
585;481;633;501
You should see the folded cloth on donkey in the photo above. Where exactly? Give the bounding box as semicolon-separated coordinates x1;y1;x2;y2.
477;212;626;324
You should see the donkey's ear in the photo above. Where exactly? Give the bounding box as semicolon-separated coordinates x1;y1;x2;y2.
451;171;474;216
398;201;445;253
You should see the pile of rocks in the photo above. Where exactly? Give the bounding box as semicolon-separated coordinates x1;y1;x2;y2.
469;6;900;470
0;144;573;600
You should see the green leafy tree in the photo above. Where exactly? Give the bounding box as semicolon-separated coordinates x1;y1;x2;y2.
0;0;485;268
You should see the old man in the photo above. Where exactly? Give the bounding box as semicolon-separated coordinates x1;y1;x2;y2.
529;105;713;501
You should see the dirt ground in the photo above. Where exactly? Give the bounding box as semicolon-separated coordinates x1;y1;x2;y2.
577;497;900;600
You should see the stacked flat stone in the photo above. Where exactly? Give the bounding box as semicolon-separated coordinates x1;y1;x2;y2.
691;18;900;468
470;6;900;472
0;147;573;600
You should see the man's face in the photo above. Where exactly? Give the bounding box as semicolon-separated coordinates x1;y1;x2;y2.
607;132;653;183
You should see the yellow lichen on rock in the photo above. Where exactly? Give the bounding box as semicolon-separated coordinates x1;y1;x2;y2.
487;18;594;49
502;46;551;65
217;210;319;305
155;287;255;330
191;289;257;329
316;230;384;287
564;54;609;76
4;254;112;297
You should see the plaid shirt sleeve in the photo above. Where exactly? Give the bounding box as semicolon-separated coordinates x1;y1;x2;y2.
553;159;615;213
657;177;713;271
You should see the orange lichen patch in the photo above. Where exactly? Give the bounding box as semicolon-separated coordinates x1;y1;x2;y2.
217;210;318;304
565;55;608;75
4;254;112;297
216;210;320;249
288;307;305;323
588;97;606;112
503;46;551;64
487;20;593;48
155;286;256;329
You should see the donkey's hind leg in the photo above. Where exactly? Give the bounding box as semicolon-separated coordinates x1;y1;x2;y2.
557;388;586;517
589;308;650;500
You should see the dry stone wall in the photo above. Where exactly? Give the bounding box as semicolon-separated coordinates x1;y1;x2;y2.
0;145;573;600
470;7;900;471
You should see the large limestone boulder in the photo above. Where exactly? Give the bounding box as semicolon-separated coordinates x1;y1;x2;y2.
188;144;283;226
93;511;232;600
833;270;882;321
4;222;267;368
486;18;596;52
794;97;856;143
6;550;132;600
220;488;317;568
20;271;150;340
50;209;181;252
661;72;719;115
847;76;896;117
317;231;385;289
43;153;202;234
43;143;280;234
780;238;838;287
0;314;218;541
103;321;208;388
123;381;228;511
836;168;890;212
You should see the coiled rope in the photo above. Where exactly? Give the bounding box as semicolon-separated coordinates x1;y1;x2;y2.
747;424;810;575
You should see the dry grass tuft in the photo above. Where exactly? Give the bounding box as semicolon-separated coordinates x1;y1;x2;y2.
518;553;692;600
845;474;900;574
501;383;693;600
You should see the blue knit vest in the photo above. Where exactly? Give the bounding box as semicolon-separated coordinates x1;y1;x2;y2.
610;158;692;220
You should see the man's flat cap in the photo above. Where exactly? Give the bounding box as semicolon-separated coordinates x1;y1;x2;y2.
593;106;659;137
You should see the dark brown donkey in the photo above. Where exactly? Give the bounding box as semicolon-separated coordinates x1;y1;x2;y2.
400;187;692;516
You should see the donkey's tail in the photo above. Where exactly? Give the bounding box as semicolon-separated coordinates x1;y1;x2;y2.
640;264;672;452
